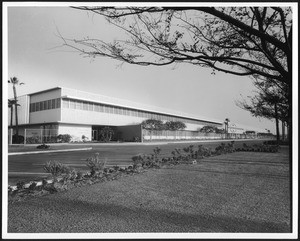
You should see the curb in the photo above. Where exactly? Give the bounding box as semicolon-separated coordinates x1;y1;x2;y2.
8;147;93;156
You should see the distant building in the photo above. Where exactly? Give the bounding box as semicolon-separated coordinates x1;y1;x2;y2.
8;87;225;142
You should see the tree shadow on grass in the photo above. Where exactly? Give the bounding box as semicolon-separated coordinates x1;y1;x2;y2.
8;197;291;233
163;166;289;180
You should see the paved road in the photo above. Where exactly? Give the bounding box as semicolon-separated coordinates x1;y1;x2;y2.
7;139;268;185
7;149;291;235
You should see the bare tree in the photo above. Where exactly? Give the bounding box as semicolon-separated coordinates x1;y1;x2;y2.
60;6;293;139
62;7;292;84
236;78;288;142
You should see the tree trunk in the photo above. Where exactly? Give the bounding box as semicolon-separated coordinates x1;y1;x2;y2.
13;84;19;141
274;103;280;143
10;105;13;128
282;121;285;141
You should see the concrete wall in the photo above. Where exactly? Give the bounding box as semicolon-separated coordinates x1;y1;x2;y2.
60;108;217;132
29;109;61;124
61;108;144;126
116;125;142;142
58;124;92;142
30;88;61;103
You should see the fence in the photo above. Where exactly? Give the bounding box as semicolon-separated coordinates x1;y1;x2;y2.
142;129;275;141
24;129;59;144
142;130;224;141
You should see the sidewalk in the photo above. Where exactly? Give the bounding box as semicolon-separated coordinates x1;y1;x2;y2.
8;138;272;154
7;149;291;236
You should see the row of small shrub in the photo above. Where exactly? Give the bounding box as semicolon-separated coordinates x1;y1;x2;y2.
235;143;279;153
8;153;141;201
8;141;280;201
130;141;279;168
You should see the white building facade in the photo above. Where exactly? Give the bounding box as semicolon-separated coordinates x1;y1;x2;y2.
8;87;226;142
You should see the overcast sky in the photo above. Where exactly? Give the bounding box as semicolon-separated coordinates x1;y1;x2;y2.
5;4;288;133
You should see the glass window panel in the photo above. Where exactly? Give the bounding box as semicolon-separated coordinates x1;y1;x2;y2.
63;99;69;108
44;100;48;110
51;99;56;109
83;102;88;110
36;102;40;111
113;106;117;114
94;104;100;112
97;104;102;112
70;100;75;109
56;98;61;108
107;106;112;113
40;101;44;111
75;100;82;110
29;103;33;112
47;100;52;109
88;102;93;111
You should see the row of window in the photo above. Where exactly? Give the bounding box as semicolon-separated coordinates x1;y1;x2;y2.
30;98;61;112
29;97;214;126
62;98;208;125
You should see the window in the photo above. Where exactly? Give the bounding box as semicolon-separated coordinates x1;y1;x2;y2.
40;101;45;111
35;102;40;111
108;106;114;114
69;100;75;109
88;102;93;111
51;99;56;109
75;100;82;110
30;103;35;112
94;104;100;112
47;100;52;109
56;98;61;108
63;99;69;108
83;102;88;110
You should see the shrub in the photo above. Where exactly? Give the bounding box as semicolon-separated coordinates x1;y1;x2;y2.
12;135;24;144
37;143;50;149
171;148;188;162
57;134;72;143
197;145;212;158
43;161;72;177
215;143;227;155
183;145;197;159
86;153;106;176
26;136;41;144
131;148;162;169
16;181;25;190
99;127;114;142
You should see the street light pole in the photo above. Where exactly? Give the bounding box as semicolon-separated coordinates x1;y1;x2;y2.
224;118;230;139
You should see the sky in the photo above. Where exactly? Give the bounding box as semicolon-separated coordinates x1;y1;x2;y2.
4;4;290;134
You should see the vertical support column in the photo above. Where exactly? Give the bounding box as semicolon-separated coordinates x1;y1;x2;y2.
140;125;143;143
40;128;43;144
9;128;13;145
24;129;27;145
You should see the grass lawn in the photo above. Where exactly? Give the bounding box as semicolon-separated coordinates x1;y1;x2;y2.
7;147;291;234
